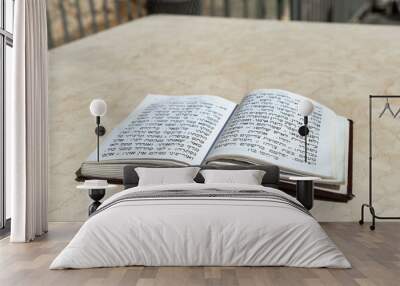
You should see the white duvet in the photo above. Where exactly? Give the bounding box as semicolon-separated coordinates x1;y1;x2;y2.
50;183;350;269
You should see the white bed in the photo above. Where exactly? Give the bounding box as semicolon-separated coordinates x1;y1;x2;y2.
50;183;350;269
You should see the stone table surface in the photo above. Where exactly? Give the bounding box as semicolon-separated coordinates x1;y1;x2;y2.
49;15;400;222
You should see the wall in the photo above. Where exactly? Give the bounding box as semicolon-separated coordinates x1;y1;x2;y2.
47;0;144;47
48;15;400;222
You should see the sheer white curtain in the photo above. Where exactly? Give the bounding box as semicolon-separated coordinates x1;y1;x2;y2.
8;0;48;242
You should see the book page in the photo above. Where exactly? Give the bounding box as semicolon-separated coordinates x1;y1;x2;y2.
333;116;349;184
207;89;339;179
88;95;237;165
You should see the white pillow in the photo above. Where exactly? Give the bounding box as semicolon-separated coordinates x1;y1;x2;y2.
136;167;200;186
200;169;266;185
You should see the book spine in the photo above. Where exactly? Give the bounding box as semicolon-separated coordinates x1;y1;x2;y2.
201;105;238;165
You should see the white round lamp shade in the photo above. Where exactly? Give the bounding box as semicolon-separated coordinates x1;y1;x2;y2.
90;99;107;117
298;100;314;116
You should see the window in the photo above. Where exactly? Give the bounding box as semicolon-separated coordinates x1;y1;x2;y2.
0;0;13;231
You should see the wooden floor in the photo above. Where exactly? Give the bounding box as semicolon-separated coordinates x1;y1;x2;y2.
0;222;399;286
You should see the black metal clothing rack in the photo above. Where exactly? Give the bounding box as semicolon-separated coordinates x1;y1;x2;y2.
360;95;400;230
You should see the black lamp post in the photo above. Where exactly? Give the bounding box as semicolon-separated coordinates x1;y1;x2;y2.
90;99;107;161
294;99;316;210
297;100;314;163
86;99;108;215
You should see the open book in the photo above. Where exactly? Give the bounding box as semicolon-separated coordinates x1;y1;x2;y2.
77;89;353;201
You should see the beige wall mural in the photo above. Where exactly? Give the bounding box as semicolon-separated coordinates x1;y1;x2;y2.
48;16;400;222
